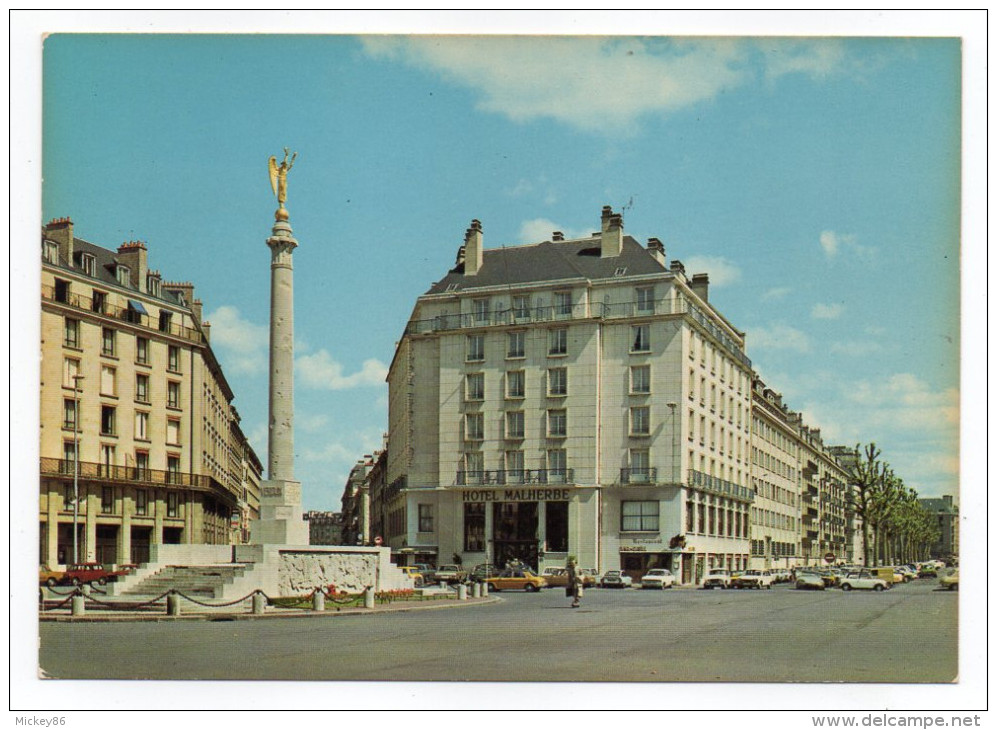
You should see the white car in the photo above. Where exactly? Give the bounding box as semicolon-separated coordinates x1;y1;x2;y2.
702;569;732;589
640;568;676;589
839;570;890;592
733;569;774;589
600;570;633;588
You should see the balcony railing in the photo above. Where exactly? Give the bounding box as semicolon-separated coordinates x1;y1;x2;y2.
456;469;575;486
40;457;238;501
687;469;754;503
405;296;751;369
619;467;658;485
42;284;204;345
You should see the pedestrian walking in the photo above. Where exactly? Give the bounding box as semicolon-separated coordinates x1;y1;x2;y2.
567;559;584;608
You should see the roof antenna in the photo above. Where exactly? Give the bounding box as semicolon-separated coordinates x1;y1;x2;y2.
621;196;635;215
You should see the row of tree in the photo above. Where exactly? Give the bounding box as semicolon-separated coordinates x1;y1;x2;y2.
848;443;941;566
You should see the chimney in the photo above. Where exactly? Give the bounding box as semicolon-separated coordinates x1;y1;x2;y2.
191;298;203;323
552;231;564;242
455;245;466;267
647;237;666;267
690;273;709;302
163;281;195;309
464;219;483;276
669;259;686;279
202;320;211;343
600;206;623;258
117;241;149;292
45;217;74;264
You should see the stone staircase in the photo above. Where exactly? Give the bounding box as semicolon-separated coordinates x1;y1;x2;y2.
120;564;252;599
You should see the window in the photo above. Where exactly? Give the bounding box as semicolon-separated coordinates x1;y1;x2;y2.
686;499;696;532
630;406;650;436
630;449;650;480
102;487;114;514
547;449;567;481
464;452;484;481
621;500;659;532
631;324;650;352
465;413;484;441
102;328;116;357
81;254;96;277
167;456;181;485
506;370;525;398
418;504;434;532
505;450;524;481
505;411;525;439
100;444;115;473
512;295;530;319
465;373;484;401
167;345;181;372
167;418;180;445
548;328;567;355
43;240;59;264
630;365;651;394
545;501;569;552
636;286;654;312
135;373;149;403
64;318;79;348
100;406;116;436
548;367;567;396
116;265;131;287
507;331;525;358
464;503;485;551
135;411;149;440
63;357;80;389
147;275;161;297
100;365;117;396
547;409;567;438
554;291;572;316
135;487;148;515
466;334;484;362
136;337;149;365
473;298;490;323
167;381;181;408
54;279;70;303
167;491;179;516
63;399;77;430
92;290;106;314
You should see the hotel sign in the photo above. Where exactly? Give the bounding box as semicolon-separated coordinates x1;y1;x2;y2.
461;488;572;503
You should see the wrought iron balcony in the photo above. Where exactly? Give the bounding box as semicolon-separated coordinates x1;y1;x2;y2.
619;467;658;485
687;469;754;503
40;457;238;501
456;468;575;486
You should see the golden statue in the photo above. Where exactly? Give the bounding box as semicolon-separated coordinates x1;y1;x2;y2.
268;148;297;210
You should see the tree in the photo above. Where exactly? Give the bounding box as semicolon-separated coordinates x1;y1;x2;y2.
846;443;886;566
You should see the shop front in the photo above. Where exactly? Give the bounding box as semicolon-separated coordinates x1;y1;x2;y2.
619;545;683;583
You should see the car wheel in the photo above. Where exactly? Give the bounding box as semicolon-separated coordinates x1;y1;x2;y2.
525;583;538;592
487;583;498;592
842;583;852;591
71;577;81;586
46;578;56;587
97;577;107;586
873;584;884;592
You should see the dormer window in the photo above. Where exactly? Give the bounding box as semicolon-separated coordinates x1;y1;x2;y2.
81;254;96;277
116;264;131;287
147;275;161;297
43;241;59;264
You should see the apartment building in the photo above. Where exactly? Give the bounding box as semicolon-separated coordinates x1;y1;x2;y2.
918;495;959;561
304;510;344;546
798;426;850;565
386;207;754;583
340;454;375;546
39;218;262;566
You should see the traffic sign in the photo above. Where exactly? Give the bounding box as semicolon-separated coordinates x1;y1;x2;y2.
824;553;836;563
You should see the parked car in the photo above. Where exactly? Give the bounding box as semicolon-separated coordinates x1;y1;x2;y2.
433;564;468;584
918;564;938;578
540;567;569;588
38;564;65;587
484;568;546;592
895;566;917;582
59;563;129;586
733;569;774;589
578;568;600;587
411;563;435;582
795;571;826;590
939;568;958;591
839;570;890;592
399;566;424;586
640;568;676;589
600;570;633;588
770;569;791;584
819;570;841;588
702;569;732;589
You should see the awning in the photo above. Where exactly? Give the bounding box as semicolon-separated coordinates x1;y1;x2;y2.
128;299;148;315
398;547;438;554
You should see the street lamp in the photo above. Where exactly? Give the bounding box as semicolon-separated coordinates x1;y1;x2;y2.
666;402;678;484
72;374;85;565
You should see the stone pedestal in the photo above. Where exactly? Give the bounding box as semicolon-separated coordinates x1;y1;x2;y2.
251;479;309;545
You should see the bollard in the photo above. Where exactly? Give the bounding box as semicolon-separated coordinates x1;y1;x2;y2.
457;583;468;600
472;582;481;599
81;584;92;596
252;592;266;615
481;581;489;597
167;593;181;616
71;594;85;617
364;586;375;609
312;591;325;612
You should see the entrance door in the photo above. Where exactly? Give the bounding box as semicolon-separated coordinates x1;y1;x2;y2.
492;502;539;570
96;525;118;564
131;526;152;565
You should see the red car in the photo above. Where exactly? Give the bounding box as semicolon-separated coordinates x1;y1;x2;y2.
59;563;129;586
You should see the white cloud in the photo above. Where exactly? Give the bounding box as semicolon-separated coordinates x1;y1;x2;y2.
761;287;792;301
819;230;843;257
829;340;882;357
682;255;741;288
204;305;268;375
518;218;589;244
297;413;330;433
296;350;388;391
819;230;876;262
362;37;848;134
811;302;844;320
747;323;812;353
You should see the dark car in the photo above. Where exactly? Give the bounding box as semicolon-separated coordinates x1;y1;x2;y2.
60;562;129;586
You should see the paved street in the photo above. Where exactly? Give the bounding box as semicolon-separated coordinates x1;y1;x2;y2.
39;579;956;683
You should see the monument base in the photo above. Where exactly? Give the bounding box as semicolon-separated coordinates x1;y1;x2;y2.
251;479;309;545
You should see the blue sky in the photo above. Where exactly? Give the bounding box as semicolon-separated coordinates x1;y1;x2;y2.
36;30;963;511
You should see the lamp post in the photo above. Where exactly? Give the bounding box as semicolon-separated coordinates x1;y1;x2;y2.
666;402;678;484
72;373;85;565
